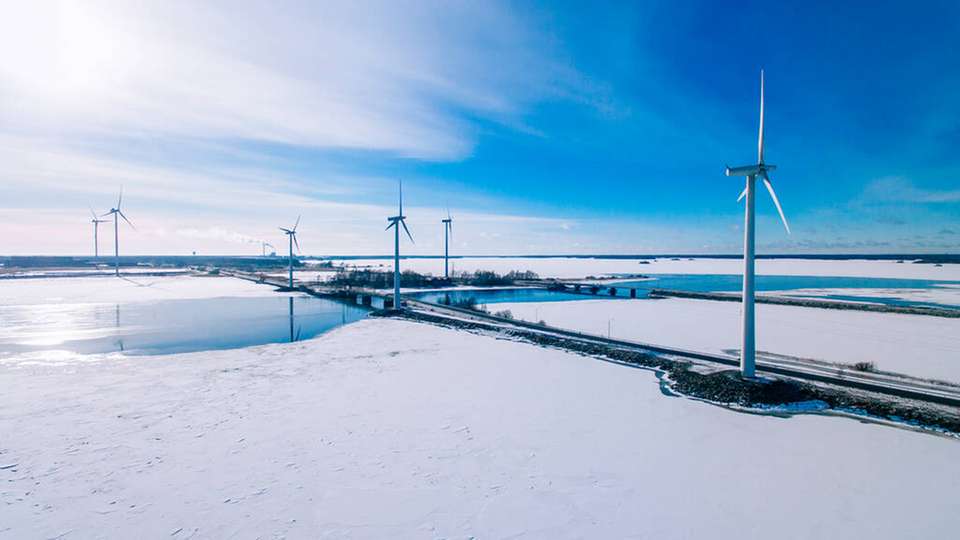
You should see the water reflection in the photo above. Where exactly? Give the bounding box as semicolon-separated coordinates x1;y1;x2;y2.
0;295;368;357
288;296;305;342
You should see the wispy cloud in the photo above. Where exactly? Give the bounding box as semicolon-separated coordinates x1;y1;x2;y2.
0;1;590;161
861;176;960;204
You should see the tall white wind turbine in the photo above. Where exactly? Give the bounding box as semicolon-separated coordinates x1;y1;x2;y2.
89;208;109;258
102;188;135;276
385;180;414;310
279;216;301;289
442;208;453;279
724;70;791;378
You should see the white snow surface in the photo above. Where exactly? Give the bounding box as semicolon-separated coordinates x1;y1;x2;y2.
339;256;960;280
1;318;958;538
0;267;187;278
498;298;960;382
0;275;283;306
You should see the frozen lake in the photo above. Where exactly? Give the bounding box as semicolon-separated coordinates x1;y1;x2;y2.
0;294;367;358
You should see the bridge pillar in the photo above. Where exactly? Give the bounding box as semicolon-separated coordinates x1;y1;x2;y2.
630;288;637;298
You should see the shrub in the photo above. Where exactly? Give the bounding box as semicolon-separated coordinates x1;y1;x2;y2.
852;361;876;372
493;309;514;320
329;269;451;289
453;296;479;310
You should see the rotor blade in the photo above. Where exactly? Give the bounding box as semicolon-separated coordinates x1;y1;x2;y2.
293;215;300;232
401;219;414;244
117;187;123;210
761;173;790;234
102;210;114;217
398;179;403;216
448;220;453;240
385;221;396;231
292;234;301;253
118;210;136;231
758;69;765;163
90;207;98;220
279;227;291;233
737;186;747;202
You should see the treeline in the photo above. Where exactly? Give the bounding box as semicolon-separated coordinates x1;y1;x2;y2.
329;268;539;289
329;269;449;289
460;270;539;286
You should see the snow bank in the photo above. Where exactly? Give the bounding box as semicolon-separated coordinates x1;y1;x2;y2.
498;298;960;382
0;275;281;306
779;284;960;307
1;319;957;538
339;257;960;280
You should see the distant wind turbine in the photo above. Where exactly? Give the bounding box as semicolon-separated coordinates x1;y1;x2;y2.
724;70;791;378
279;216;301;289
385;180;414;310
89;208;109;258
102;188;135;276
261;240;275;257
442;208;453;279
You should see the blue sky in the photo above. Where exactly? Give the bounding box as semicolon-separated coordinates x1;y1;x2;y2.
1;0;958;255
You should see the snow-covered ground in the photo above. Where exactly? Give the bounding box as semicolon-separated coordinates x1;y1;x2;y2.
0;267;188;278
338;256;960;280
0;274;280;306
497;298;960;382
1;318;957;538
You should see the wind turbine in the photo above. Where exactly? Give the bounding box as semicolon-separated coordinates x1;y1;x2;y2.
279;216;301;289
102;188;135;276
89;208;109;258
724;70;791;378
261;240;275;257
385;180;414;310
442;208;453;279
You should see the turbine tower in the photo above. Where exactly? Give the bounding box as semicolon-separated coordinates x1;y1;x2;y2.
279;216;301;289
385;180;414;310
442;208;453;279
724;70;790;378
102;188;135;276
89;208;109;257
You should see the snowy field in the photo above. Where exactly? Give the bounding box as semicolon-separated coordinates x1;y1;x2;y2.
1;318;957;539
497;298;960;382
0;274;280;306
0;267;188;278
338;256;960;280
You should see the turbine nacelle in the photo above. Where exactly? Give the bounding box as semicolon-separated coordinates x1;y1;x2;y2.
725;163;776;177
